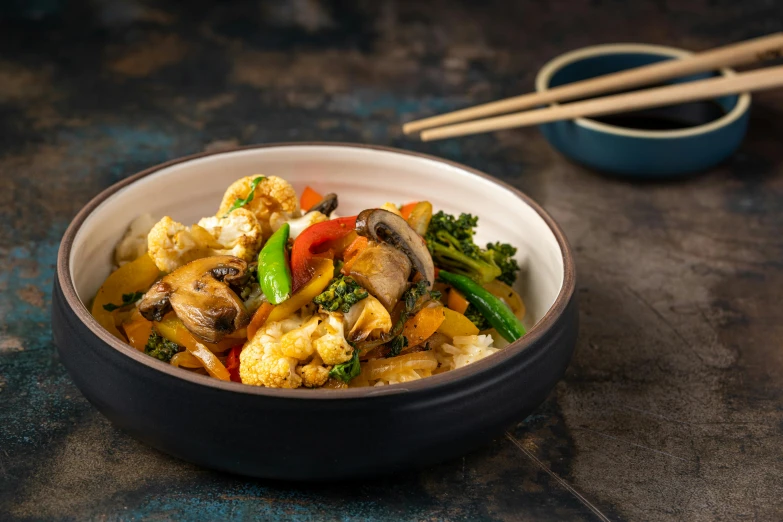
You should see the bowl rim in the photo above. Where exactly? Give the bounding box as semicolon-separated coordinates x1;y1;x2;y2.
534;42;751;139
57;142;576;399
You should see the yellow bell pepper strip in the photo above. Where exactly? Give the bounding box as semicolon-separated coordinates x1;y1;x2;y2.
406;201;433;236
155;315;238;353
257;222;292;305
402;305;445;347
267;258;334;323
91;253;160;340
482;279;526;321
399;201;419;220
154;315;231;380
437;307;480;338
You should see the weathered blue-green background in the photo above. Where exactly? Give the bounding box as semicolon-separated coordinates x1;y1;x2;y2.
2;0;783;520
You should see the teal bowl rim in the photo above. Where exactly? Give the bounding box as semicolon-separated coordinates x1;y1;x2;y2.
534;43;751;139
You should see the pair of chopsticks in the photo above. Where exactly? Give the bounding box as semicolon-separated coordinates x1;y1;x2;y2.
403;33;783;141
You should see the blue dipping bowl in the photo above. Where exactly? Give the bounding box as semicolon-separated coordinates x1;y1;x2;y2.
535;44;751;178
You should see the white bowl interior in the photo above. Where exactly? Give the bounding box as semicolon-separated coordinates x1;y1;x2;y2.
70;145;564;330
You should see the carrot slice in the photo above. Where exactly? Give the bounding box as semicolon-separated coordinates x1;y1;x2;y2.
400;201;418;220
247;302;274;340
447;288;470;314
300;186;323;211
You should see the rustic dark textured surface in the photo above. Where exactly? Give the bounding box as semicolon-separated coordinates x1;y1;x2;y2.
1;0;782;520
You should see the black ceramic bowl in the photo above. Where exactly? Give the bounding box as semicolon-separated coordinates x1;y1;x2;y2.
53;143;577;479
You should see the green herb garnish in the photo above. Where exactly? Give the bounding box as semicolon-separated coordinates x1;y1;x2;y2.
387;335;408;358
222;176;265;217
102;291;144;312
384;281;437;358
144;331;181;363
329;345;361;383
314;275;369;313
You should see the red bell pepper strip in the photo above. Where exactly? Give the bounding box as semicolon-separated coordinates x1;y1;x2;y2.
226;345;243;383
291;215;357;292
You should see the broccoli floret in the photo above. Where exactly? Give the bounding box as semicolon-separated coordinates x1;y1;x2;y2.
425;211;502;284
314;275;369;313
464;304;490;331
486;242;520;285
144;331;181;362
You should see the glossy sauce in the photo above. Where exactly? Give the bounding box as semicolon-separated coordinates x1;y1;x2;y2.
592;101;727;131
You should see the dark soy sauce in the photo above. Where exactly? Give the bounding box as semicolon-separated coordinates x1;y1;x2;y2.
592;101;727;130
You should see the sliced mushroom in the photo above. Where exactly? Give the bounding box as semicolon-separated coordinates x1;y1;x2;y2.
349;244;411;311
138;256;251;343
355;208;435;287
308;193;338;216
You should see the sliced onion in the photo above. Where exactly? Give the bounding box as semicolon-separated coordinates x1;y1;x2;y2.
187;342;231;381
170;351;203;368
365;351;438;381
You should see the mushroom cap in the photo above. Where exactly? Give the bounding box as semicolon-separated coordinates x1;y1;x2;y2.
138;255;252;343
355;208;435;287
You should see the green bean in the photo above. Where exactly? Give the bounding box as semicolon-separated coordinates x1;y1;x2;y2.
257;223;292;305
438;270;526;342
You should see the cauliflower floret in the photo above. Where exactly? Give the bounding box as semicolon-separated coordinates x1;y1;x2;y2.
197;208;263;260
313;313;354;365
279;315;322;360
298;354;330;388
217;176;299;239
114;213;158;267
239;322;302;388
270;211;328;239
146;208;263;272
147;216;207;273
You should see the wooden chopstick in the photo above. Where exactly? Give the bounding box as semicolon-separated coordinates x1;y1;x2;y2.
419;65;783;141
404;33;783;135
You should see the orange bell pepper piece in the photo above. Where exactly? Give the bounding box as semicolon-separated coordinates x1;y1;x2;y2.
402;306;446;347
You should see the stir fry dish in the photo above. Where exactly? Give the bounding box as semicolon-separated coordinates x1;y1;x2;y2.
91;176;527;389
